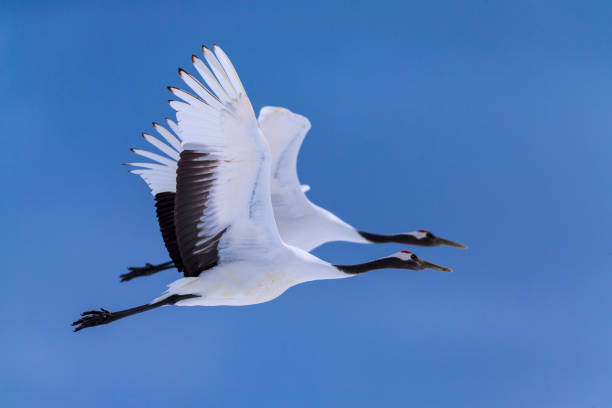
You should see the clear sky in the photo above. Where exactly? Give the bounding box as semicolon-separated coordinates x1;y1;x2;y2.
1;1;611;406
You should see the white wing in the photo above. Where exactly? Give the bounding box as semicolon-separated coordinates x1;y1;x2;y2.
258;106;313;218
258;106;362;251
167;45;282;276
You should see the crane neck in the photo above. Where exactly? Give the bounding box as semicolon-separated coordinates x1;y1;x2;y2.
358;231;422;246
334;257;405;275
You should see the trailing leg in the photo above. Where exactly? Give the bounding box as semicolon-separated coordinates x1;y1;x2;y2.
71;293;199;332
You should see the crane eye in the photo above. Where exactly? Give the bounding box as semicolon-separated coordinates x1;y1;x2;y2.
410;254;417;261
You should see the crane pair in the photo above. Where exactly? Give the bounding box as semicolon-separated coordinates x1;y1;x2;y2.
72;45;466;332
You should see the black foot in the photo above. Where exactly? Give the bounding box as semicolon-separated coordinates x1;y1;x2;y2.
72;308;116;332
72;294;199;333
120;261;174;282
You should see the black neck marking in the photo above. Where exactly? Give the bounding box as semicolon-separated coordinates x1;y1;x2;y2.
358;230;427;246
334;257;407;274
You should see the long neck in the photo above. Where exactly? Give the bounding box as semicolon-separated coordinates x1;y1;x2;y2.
358;231;422;246
333;257;405;275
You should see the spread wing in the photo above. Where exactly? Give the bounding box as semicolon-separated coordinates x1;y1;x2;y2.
128;46;282;277
258;107;313;220
168;45;282;277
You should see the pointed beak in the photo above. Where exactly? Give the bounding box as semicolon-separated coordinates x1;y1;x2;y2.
435;237;468;249
418;258;453;272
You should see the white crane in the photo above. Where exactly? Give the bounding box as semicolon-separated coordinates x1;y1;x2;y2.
121;74;465;283
72;45;452;331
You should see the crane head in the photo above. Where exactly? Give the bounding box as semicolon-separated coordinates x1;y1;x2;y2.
405;229;467;249
388;250;452;272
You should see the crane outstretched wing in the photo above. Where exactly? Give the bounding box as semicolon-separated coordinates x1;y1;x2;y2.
130;46;282;277
258;107;313;218
171;46;282;276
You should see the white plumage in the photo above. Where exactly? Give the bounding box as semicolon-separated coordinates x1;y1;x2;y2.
72;45;454;331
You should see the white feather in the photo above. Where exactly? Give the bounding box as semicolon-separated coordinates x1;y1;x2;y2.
154;122;182;152
142;134;180;160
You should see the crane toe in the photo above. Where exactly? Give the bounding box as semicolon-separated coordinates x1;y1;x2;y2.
121;261;175;282
72;308;115;332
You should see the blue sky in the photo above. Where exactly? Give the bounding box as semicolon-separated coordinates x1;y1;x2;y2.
1;1;611;406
